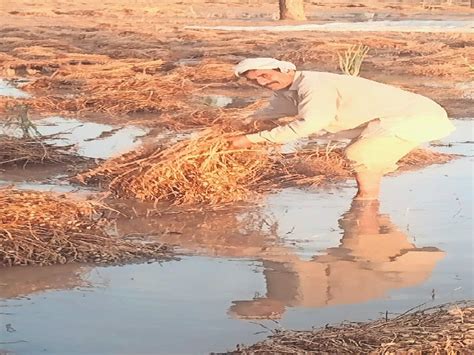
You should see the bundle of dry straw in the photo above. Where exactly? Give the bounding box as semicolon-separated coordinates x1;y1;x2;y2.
0;135;85;166
77;129;271;205
0;188;173;267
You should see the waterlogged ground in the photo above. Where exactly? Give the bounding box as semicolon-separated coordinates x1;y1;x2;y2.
0;13;473;350
0;119;472;354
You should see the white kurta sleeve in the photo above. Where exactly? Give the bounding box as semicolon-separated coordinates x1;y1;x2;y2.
246;82;338;144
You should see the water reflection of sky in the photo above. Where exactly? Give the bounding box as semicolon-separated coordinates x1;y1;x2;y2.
0;79;31;98
0;120;472;355
35;116;149;159
187;20;474;33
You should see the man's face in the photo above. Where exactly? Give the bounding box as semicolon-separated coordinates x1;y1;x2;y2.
244;69;293;91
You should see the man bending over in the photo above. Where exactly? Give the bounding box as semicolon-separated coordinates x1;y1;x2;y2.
229;57;455;200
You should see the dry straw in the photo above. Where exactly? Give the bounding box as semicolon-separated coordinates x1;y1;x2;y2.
0;103;87;166
8;53;236;119
230;301;474;354
77;128;272;205
0;188;173;267
76;127;456;207
0;135;86;166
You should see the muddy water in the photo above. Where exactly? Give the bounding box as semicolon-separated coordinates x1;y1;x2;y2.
0;120;472;354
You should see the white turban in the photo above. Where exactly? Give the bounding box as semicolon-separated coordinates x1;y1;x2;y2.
234;57;296;77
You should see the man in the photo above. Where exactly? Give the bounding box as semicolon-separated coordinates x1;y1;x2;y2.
229;57;455;200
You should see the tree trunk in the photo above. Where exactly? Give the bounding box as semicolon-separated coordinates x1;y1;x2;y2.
279;0;306;20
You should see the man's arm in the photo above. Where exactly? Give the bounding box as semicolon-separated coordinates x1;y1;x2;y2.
246;84;338;144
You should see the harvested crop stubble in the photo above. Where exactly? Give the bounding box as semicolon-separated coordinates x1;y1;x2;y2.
0;135;85;166
229;301;474;354
0;188;173;267
76;128;458;206
12;56;193;116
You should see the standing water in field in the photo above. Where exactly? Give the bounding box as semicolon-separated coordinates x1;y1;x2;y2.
0;120;471;354
0;79;30;98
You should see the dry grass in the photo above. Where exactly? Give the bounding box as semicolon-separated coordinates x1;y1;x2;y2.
0;48;196;117
76;128;457;206
229;301;474;354
0;188;174;267
0;135;86;166
76;128;272;205
1;51;242;129
24;61;192;116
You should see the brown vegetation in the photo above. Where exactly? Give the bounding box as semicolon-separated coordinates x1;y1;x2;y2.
0;135;86;166
0;188;174;267
229;301;474;354
0;1;472;122
76;129;273;205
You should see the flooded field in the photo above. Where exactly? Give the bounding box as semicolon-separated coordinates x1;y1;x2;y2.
0;120;472;354
0;0;473;353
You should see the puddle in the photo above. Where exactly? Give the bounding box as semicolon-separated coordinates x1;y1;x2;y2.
1;116;149;159
455;82;474;100
0;79;31;98
186;20;474;33
0;119;472;354
0;164;100;193
197;94;254;109
0;116;149;192
201;94;234;108
176;58;201;66
37;117;149;159
0;179;98;194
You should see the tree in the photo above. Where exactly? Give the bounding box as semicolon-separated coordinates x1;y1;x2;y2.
279;0;306;20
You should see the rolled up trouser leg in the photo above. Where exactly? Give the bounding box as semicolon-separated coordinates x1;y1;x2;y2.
344;110;455;174
345;135;419;174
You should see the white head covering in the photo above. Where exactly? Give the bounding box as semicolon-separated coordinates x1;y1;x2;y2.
234;57;296;77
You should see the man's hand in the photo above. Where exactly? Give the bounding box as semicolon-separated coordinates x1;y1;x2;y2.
227;135;253;149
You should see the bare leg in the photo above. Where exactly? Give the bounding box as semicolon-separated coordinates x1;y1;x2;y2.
354;171;382;200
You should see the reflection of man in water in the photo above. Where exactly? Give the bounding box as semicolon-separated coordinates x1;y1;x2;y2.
229;198;445;320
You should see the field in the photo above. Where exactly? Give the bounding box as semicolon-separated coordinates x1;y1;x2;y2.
0;0;472;353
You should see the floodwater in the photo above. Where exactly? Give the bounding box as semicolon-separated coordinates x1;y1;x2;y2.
0;79;30;99
1;116;149;160
0;116;149;193
187;19;474;33
0;120;472;354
